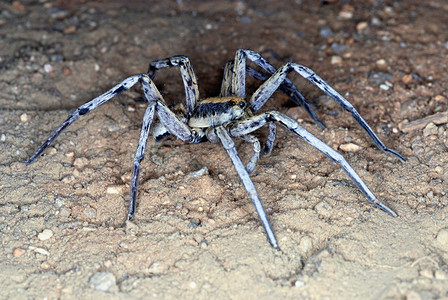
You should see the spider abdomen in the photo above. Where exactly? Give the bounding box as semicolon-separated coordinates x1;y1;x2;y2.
188;96;247;128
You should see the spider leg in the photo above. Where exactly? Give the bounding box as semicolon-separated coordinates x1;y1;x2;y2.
229;111;398;217
263;121;277;156
213;126;279;249
23;75;142;164
245;66;326;129
250;62;406;161
219;61;234;97
238;134;261;174
148;55;199;116
129;101;156;218
229;49;325;128
141;74;193;142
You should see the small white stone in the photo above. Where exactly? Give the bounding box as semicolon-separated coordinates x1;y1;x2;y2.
379;84;390;91
90;272;117;292
0;134;5;142
189;281;197;289
435;270;447;280
294;280;305;287
356;21;368;31
43;63;53;73
331;56;342;65
38;229;53;241
106;186;123;194
419;269;433;279
34;247;50;256
340;143;362;152
20;113;29;123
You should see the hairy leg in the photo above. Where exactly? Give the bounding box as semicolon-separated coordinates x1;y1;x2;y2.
148;55;199;116
213;126;279;249
249;61;406;161
230;111;398;217
24;75;142;164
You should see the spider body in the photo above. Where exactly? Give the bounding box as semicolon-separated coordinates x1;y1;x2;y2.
189;97;248;128
24;49;405;249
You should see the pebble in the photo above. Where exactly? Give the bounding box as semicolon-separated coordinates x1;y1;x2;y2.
433;95;445;103
106;186;123;194
435;270;447;280
423;122;438;137
319;25;333;37
13;248;26;257
356;21;368;31
339;10;353;19
38;229;53;241
419;269;433;279
375;59;387;70
33;247;50;256
73;157;89;169
340;143;362;152
294;280;305;287
90;272;117;292
43;63;53;73
0;134;5;142
436;228;448;245
20;113;29;123
331;56;342;65
402;74;413;84
379;83;391;91
189;281;197;289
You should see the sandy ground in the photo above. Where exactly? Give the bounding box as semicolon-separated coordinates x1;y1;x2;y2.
0;0;447;299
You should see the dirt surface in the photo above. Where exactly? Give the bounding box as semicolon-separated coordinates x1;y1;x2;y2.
1;0;447;299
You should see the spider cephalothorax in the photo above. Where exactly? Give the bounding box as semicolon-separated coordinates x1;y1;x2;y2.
24;49;405;249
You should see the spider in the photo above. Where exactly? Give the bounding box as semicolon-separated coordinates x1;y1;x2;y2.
24;49;405;249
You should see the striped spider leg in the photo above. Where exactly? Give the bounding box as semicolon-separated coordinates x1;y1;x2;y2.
23;73;193;219
234;49;406;161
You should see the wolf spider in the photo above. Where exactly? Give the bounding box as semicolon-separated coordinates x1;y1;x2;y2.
25;49;405;249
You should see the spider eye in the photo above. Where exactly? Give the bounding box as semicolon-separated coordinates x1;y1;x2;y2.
228;101;235;106
238;101;246;108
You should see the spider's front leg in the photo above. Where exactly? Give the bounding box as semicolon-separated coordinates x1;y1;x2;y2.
229;112;398;217
23;75;143;164
129;75;193;218
210;126;279;249
148;55;199;116
231;49;325;129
